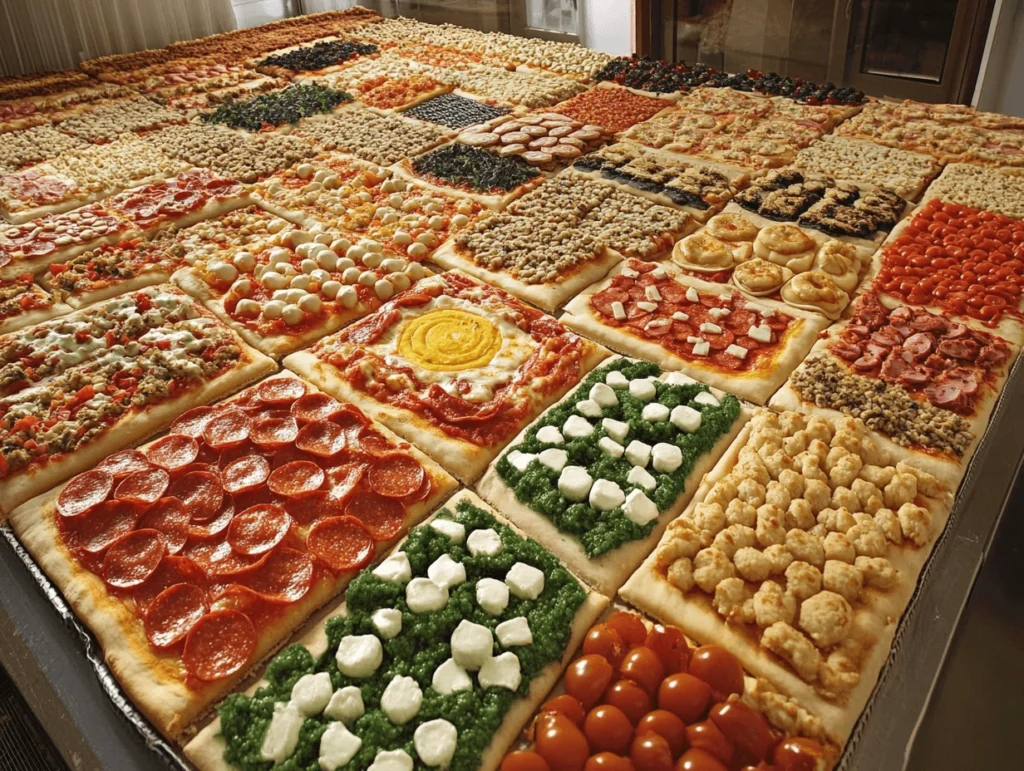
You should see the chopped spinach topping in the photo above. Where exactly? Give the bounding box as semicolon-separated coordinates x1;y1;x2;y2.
203;83;352;132
257;40;377;73
495;359;741;557
411;143;540;193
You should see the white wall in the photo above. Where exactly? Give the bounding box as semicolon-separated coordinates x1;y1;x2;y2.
582;0;633;56
974;0;1024;117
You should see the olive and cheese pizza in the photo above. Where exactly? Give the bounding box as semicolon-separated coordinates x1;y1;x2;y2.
8;373;456;738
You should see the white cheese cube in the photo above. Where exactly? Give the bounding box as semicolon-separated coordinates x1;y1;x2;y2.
558;466;593;501
761;307;776;317
536;426;564;444
602;418;630;443
496;617;533;647
692;341;710;356
451;620;494;670
670;405;702;433
625;440;652;467
319;722;362;770
368;749;414;771
576;399;602;418
645;319;672;334
381;675;422;725
324;685;364;723
405;578;449;614
672;311;690;321
476;577;509;616
722;292;733;301
428;555;467;590
467;528;503;557
620;267;639;278
686;287;700;303
479;652;522;691
709;307;731;319
336;635;383;678
687;336;702;344
694;391;721;407
652;443;683;473
291;672;333;716
623;489;660;526
700;322;723;334
642;402;670;422
507;450;537;472
748;324;772;343
651;266;667;279
372;608;403;640
430;519;465;543
563;415;595;439
637;301;658;312
538;448;568;472
605;370;630;389
589;382;619;407
598;436;624;459
415;719;458;768
432;658;473;695
661;371;696;386
261;702;303;764
645;285;662;301
611;301;626;320
629;379;657;402
627;465;657;491
372;552;412;584
506;562;545;600
589;479;626;511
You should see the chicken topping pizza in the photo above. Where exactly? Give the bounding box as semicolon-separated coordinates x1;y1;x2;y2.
794;136;940;201
0;125;88;173
53;96;186;143
293;107;451;166
921;163;1024;221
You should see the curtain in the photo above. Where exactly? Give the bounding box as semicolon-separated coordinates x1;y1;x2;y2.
0;0;238;77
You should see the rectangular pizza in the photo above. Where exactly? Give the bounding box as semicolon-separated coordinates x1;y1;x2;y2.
771;293;1019;487
477;355;750;596
199;82;355;134
292;106;453;166
52;95;187;143
0;274;71;335
920;162;1024;221
432;175;696;312
620;409;954;745
0;284;276;514
183;489;607;771
402;91;514;131
560;258;828;404
284;269;609;483
8;373;457;738
252;38;379;79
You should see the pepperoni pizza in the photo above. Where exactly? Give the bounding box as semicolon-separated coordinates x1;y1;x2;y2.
284;270;609;483
8;373;457;738
560;259;827;404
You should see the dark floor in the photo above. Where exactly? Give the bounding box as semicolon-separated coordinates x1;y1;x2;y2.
0;665;68;771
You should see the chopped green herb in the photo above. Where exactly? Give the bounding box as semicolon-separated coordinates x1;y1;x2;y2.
203;83;352;132
411;143;540;193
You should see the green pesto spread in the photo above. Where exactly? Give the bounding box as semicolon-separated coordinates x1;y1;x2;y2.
216;500;586;771
495;359;740;557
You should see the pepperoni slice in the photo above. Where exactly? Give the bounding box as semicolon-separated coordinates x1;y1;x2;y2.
96;449;151;479
146;434;200;471
268;444;314;470
227;504;292;556
326;462;366;503
257;377;307;405
250;415;299;448
702;328;736;350
218;441;259;468
170;406;217;439
368;453;425;498
187;499;235;540
401;474;433;506
133;555;208;613
70;498;143;554
102;529;167;589
114;468;170;506
182;609;256;681
57;470;114;518
307;516;375;573
295;421;347;457
182;539;234;573
223;455;271;494
267;461;325;498
203;409;253;449
344;490;406;540
168;471;225;522
330;404;369;432
144;584;209;648
352;427;394;457
137;497;189;555
591;287;629;318
291;393;342;423
233;547;314;602
284;491;342;525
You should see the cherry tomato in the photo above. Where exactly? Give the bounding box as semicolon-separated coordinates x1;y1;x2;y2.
605;679;653;725
543;694;587;726
584;624;628;666
535;712;591;771
637;710;687;757
503;751;553;771
630;732;674;771
658;673;712;723
684;721;733;764
645;625;690;674
674;748;729;771
566;655;615;709
607;611;648;646
708;702;774;763
584;705;635;755
585;753;636;771
620;647;666;695
772;738;828;771
688;646;744;700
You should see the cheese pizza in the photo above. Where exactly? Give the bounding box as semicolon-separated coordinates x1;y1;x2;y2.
284;270;609;483
477;356;748;596
0;285;275;515
184;489;607;771
8;373;456;738
621;409;954;744
560;259;828;404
